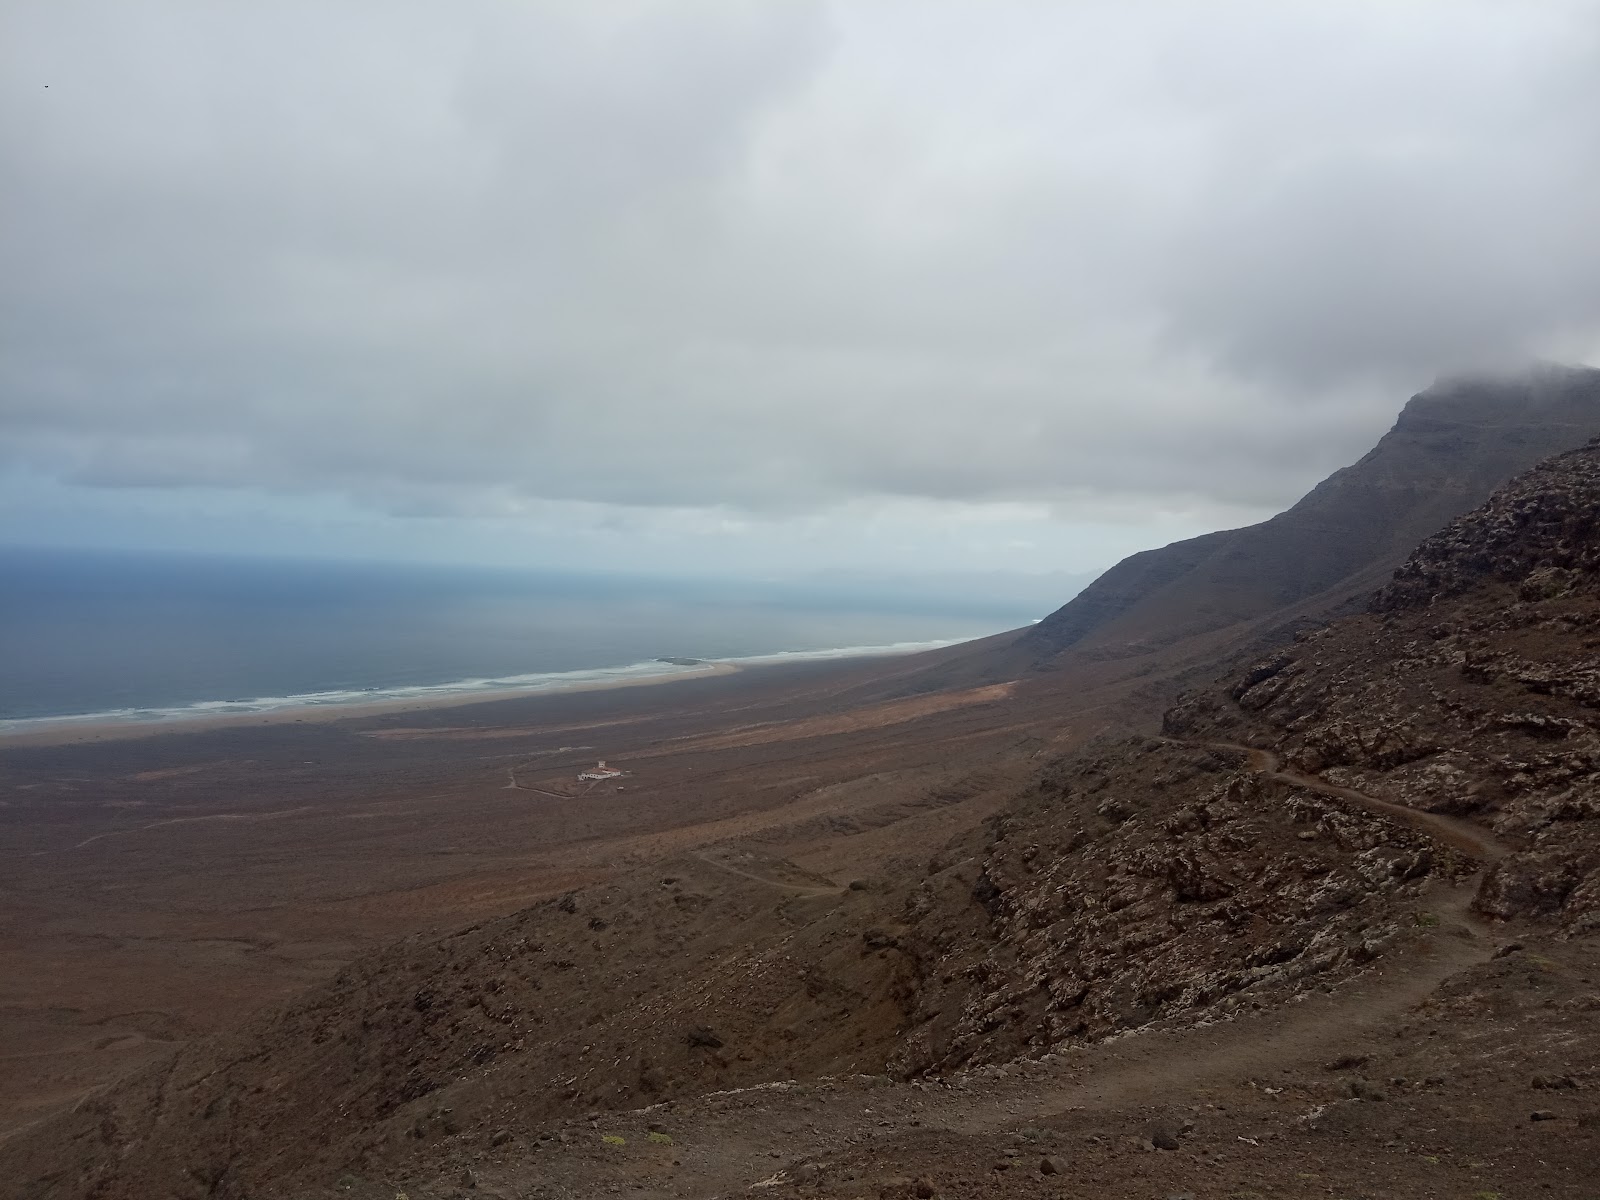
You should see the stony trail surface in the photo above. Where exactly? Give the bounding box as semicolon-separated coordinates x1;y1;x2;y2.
444;878;1497;1200
1173;738;1511;863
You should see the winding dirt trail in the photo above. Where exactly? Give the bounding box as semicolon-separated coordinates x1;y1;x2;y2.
689;852;845;898
462;744;1517;1199
1186;738;1510;862
470;882;1495;1200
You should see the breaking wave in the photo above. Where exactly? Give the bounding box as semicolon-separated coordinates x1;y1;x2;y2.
0;639;966;736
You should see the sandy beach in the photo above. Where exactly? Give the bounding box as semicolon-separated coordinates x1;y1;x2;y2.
0;661;743;749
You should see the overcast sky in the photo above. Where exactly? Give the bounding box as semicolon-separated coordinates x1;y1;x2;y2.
4;1;1599;589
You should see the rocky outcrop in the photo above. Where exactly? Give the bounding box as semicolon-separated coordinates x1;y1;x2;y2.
886;738;1454;1076
1376;435;1600;611
877;434;1600;1081
1175;438;1600;933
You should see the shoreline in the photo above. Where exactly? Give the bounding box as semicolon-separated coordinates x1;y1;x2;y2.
0;662;743;749
0;638;975;751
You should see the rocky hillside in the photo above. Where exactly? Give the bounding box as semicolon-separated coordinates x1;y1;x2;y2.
3;738;1474;1200
0;847;931;1199
883;737;1467;1077
8;435;1600;1200
1169;435;1600;933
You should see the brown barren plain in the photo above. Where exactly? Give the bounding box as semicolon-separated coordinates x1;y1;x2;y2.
0;648;1097;1143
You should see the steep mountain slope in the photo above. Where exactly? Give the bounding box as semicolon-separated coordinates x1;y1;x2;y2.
1026;364;1600;659
906;364;1600;695
11;435;1600;1200
899;432;1600;1080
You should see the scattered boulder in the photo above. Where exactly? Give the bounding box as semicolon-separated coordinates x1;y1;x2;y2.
1325;1053;1371;1071
1532;1074;1578;1090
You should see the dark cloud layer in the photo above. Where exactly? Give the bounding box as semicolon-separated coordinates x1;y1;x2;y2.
3;1;1599;549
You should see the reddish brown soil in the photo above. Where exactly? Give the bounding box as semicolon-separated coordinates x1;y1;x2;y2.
0;660;1076;1147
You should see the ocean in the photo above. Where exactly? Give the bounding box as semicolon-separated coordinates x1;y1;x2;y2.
0;547;1035;731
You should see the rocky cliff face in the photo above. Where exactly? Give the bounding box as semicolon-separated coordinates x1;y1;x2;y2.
1017;364;1600;666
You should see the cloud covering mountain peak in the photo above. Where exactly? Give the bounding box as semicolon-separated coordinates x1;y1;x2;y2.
4;0;1599;569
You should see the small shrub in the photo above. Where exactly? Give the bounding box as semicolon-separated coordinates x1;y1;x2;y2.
601;1134;626;1146
648;1131;673;1145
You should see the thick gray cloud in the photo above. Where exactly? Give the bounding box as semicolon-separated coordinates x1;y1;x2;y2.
3;0;1599;562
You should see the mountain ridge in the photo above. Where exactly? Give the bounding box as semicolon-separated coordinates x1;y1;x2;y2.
1024;364;1600;658
887;365;1600;702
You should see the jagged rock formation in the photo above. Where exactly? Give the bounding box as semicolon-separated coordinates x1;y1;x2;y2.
1377;434;1600;611
883;739;1462;1077
879;437;1600;1077
1169;436;1600;934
